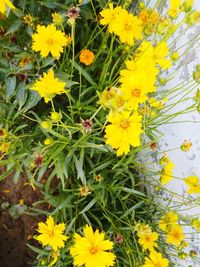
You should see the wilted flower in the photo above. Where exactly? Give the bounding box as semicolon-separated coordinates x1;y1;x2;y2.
80;119;93;134
34;154;43;168
115;234;124;244
67;6;80;25
80;185;91;197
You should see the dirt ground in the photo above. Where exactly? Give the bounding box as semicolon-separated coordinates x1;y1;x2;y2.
0;167;44;267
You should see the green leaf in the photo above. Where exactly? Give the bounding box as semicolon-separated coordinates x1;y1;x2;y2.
27;244;49;256
13;8;24;18
79;199;97;214
23;91;41;111
16;82;28;110
120;201;144;219
72;61;97;87
5;76;16;101
5;20;22;35
119;187;146;197
73;154;86;184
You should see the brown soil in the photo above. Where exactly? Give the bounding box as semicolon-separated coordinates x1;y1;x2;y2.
0;167;45;267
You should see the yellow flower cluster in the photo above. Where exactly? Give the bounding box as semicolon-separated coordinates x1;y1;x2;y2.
159;211;185;247
100;38;170;156
35;218;115;267
137;224;158;251
136;223;169;267
159;155;174;185
100;4;142;46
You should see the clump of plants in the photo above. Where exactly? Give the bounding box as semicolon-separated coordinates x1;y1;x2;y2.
1;0;200;266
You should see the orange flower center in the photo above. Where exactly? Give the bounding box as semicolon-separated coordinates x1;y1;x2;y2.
48;231;55;237
145;236;150;242
90;247;98;254
124;23;132;31
172;231;180;239
120;120;129;129
154;263;162;267
47;38;54;45
132;89;141;97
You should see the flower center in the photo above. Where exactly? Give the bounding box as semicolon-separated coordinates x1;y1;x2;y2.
48;231;55;238
132;89;141;97
120;120;129;129
124;23;132;31
90;247;98;254
145;236;150;242
173;231;180;239
47;38;54;45
154;264;161;267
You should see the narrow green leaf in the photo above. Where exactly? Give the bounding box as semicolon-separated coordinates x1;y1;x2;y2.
79;199;96;214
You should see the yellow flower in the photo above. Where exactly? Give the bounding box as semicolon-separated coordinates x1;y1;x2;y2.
180;140;192;152
31;69;66;103
160;155;174;185
168;0;182;18
170;51;180;61
50;111;62;122
166;224;185;247
44;138;53;145
112;9;143;46
138;230;158;251
35;216;68;251
79;49;94;66
99;4;123;33
139;8;160;35
191;219;200;231
41;121;52;130
24;15;34;27
148;97;167;109
52;12;63;25
0;142;10;153
142;251;169;267
182;0;194;12
153;42;171;69
70;225;116;267
184;175;200;194
120;72;155;110
80;185;91;197
0;0;15;14
49;250;60;267
32;24;68;58
159;211;178;232
105;111;143;156
160;165;174;185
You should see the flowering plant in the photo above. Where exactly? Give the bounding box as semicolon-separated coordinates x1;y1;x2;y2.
0;0;200;266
